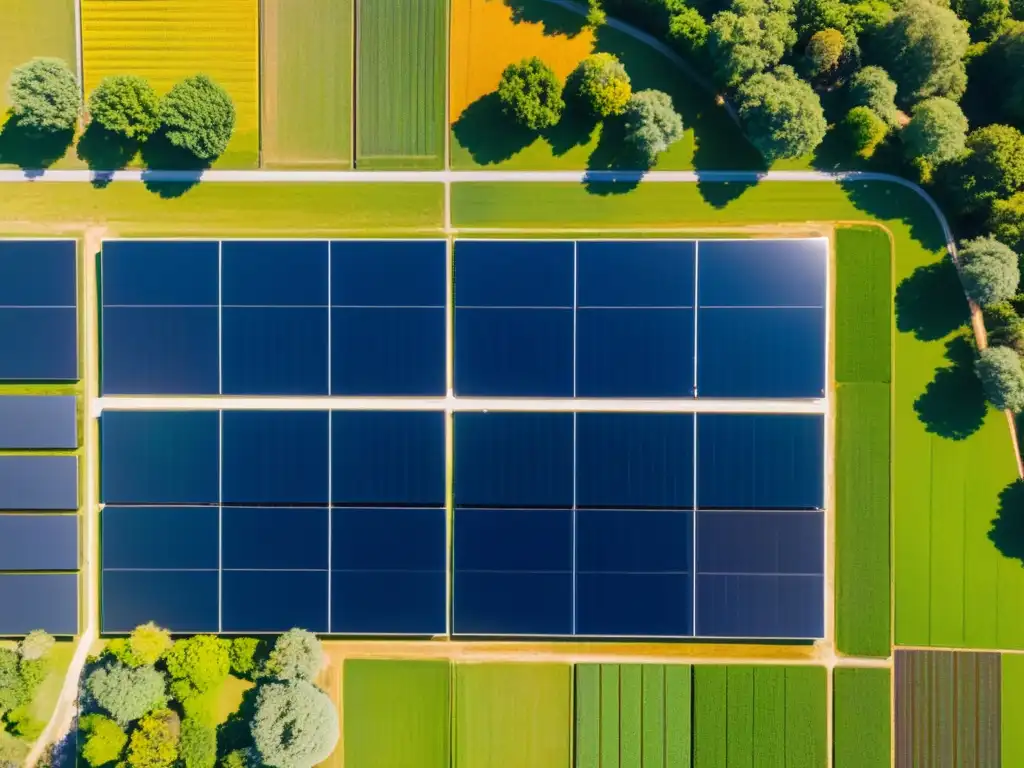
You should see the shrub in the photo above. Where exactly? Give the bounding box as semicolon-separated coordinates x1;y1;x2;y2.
7;57;80;132
18;630;55;661
572;53;632;117
250;681;339;768
165;635;230;692
901;97;968;166
80;713;128;768
586;0;608;27
848;66;900;127
86;662;167;725
845;106;888;158
127;709;180;768
221;748;254;768
959;236;1021;305
956;124;1024;212
976;345;1024;410
806;28;845;76
229;637;264;679
709;0;798;87
623;89;685;164
160;74;236;161
88;75;161;141
736;65;827;161
267;629;322;682
179;718;217;768
6;706;44;740
991;191;1024;251
668;7;710;54
170;679;217;726
497;57;565;131
0;649;27;711
130;622;173;667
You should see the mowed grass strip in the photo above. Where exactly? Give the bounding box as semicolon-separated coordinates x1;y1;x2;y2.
833;668;890;768
344;659;450;768
0;0;77;116
455;663;572;768
835;226;892;384
356;0;446;169
262;0;353;168
784;666;828;768
1002;654;1024;765
81;0;259;168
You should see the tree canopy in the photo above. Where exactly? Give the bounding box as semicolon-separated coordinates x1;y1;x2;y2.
497;57;565;131
86;662;167;726
901;96;969;164
668;6;710;54
623;89;686;164
572;53;633;117
251;681;339;768
990;191;1024;252
80;714;128;768
17;630;54;662
164;635;230;692
160;74;236;160
267;628;322;682
959;236;1021;305
736;65;827;161
127;708;180;768
848;65;900;127
806;28;846;77
956;124;1024;211
179;717;217;768
976;345;1024;411
845;105;889;158
709;0;798;87
7;57;80;133
89;75;162;141
230;637;264;679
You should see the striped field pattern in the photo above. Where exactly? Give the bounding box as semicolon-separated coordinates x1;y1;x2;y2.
834;667;891;768
80;0;259;167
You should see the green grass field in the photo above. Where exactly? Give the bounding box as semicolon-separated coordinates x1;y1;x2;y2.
455;663;572;768
0;0;78;117
356;0;446;169
345;659;450;768
833;667;890;768
262;0;353;168
835;227;892;384
1002;654;1024;765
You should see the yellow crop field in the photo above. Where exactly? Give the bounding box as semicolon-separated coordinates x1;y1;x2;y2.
81;0;259;168
0;0;78;117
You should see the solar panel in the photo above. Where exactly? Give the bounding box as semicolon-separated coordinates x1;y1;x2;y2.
0;515;78;571
221;571;329;633
103;570;218;633
0;240;77;381
0;395;77;449
221;507;329;569
0;456;78;510
0;574;77;635
102;507;219;569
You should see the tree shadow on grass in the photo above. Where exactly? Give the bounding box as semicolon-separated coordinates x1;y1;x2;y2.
583;113;647;194
139;129;208;198
216;685;260;759
914;331;987;440
894;259;969;342
989;479;1024;564
0;115;74;172
452;92;536;166
544;86;600;157
76;121;138;188
503;0;588;37
840;179;950;253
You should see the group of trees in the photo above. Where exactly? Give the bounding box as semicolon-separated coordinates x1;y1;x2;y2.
0;630;57;768
80;624;337;768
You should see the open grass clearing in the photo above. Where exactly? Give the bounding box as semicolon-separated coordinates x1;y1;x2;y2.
833;667;890;768
0;0;78;117
262;0;353;168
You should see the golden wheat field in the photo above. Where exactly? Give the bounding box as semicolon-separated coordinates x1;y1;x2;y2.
80;0;259;167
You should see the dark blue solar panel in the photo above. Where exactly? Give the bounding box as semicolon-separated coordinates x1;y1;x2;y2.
101;411;219;504
221;571;328;633
455;508;572;571
697;414;824;510
0;309;77;381
332;507;445;570
221;307;329;395
697;308;825;398
576;414;694;509
332;571;446;634
331;240;446;306
0;240;76;305
102;307;219;394
103;570;217;633
102;241;218;305
0;456;77;510
102;507;218;569
697;239;826;307
222;507;329;569
454;571;573;636
0;515;77;571
222;410;329;504
576;510;692;572
0;574;77;635
455;240;573;307
0;396;76;449
331;412;444;506
576;574;692;637
454;413;573;508
696;511;824;574
576;240;695;306
221;241;328;306
695;574;824;638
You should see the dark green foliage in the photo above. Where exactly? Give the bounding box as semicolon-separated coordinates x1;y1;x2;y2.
86;662;167;726
973;0;1012;39
976;345;1024;410
18;630;55;662
709;0;798;87
623;89;686;163
250;681;339;768
796;0;851;39
668;6;711;53
956;124;1024;211
267;629;322;683
736;64;827;160
179;718;217;768
127;709;180;768
902;96;968;164
572;53;632;117
80;714;128;768
990;191;1024;251
994;24;1024;121
806;27;846;76
229;637;263;679
0;649;24;711
89;75;161;141
170;679;216;726
165;635;230;693
5;707;44;740
497;57;564;131
959;235;1021;305
848;66;900;127
7;57;80;133
159;74;235;161
846;105;889;157
983;301;1024;351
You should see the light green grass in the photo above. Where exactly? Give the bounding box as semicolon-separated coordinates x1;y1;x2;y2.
621;665;641;766
835;226;892;384
665;666;691;768
345;659;450;768
214;675;253;726
262;0;353;168
725;666;754;767
356;0;446;169
784;666;828;767
641;665;664;768
0;0;77;117
752;666;785;766
833;668;890;768
455;663;571;768
26;640;75;724
576;665;600;768
1002;655;1024;765
693;666;726;768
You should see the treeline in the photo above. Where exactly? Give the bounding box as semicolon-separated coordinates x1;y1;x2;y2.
0;631;58;767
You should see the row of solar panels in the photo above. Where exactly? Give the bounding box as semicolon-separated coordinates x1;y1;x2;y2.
99;238;826;398
100;410;823;510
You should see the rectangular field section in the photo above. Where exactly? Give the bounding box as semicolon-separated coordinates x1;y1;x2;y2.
455;663;571;768
81;0;259;167
262;0;353;168
0;0;77;117
344;659;450;768
356;0;446;169
833;668;890;768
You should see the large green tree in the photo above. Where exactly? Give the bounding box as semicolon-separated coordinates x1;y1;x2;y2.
571;53;632;117
805;28;846;77
86;662;167;726
845;105;888;158
89;75;161;141
623;89;685;164
127;709;180;768
668;6;710;55
178;717;217;768
976;345;1024;411
848;65;900;127
736;65;827;161
901;96;969;164
956;124;1024;211
267;629;322;682
709;0;798;87
959;236;1021;305
990;191;1024;251
165;635;230;692
159;74;235;160
7;57;80;132
17;630;54;662
251;681;339;768
79;714;128;768
497;57;564;131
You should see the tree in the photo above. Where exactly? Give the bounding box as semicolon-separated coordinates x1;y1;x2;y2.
88;75;161;141
170;679;217;725
877;0;970;105
267;629;322;682
221;748;255;768
229;637;264;679
572;53;632;117
972;0;1011;40
127;709;180;768
845;106;888;158
159;74;236;161
736;65;827;161
959;236;1021;305
79;713;128;768
250;681;339;768
795;0;851;39
991;192;1024;251
497;57;564;131
848;0;893;36
901;97;968;164
668;7;711;54
86;662;167;725
17;630;55;662
956;124;1024;211
623;89;685;164
164;635;230;692
586;0;607;27
709;0;798;87
7;57;80;133
178;718;217;768
806;28;845;76
0;649;26;711
129;622;173;667
976;345;1024;410
848;66;900;127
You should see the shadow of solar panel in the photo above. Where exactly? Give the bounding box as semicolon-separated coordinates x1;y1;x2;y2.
222;507;329;569
695;574;824;638
576;414;694;509
454;413;573;508
697;414;824;510
222;307;329;395
102;507;218;569
0;456;78;510
331;411;445;506
0;515;77;571
0;574;77;635
696;511;824;574
0;396;76;449
221;571;328;632
332;570;446;634
102;570;218;633
697;239;826;307
222;411;329;504
101;411;219;504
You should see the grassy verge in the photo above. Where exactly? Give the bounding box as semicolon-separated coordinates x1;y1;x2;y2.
26;640;76;724
833;667;890;768
1003;655;1024;766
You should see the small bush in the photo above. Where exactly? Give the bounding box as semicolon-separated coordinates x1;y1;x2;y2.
572;53;632;117
7;57;80;133
80;714;128;768
160;74;236;161
18;630;55;661
623;89;685;164
267;629;322;682
976;345;1024;411
130;622;173;667
6;706;44;740
845;106;888;158
220;748;254;768
497;57;565;131
960;236;1021;306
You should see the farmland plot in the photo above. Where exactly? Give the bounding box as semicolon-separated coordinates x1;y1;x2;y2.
834;668;890;768
356;0;446;169
0;0;78;117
